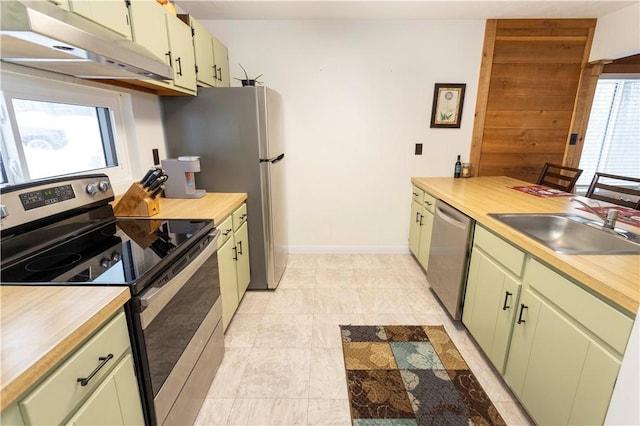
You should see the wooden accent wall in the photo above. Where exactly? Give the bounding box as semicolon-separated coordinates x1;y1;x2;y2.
470;19;597;183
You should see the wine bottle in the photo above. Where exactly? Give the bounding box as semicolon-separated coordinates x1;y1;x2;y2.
454;155;462;178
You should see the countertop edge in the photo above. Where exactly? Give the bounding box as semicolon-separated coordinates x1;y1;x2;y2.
0;288;131;410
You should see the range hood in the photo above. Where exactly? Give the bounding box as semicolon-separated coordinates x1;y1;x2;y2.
0;1;173;80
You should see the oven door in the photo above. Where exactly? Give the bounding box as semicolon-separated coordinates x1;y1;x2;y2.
135;231;223;425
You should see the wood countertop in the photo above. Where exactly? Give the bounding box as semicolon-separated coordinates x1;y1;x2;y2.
113;192;247;223
0;286;130;410
412;176;640;315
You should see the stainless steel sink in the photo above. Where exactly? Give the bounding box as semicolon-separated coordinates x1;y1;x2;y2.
488;213;640;255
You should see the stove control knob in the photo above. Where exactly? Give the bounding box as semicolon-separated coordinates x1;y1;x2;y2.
98;180;111;192
100;258;112;268
86;183;99;195
0;205;8;219
110;252;121;262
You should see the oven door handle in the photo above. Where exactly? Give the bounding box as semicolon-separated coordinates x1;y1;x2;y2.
138;232;219;329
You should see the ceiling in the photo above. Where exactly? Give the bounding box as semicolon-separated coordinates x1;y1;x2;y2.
173;0;638;20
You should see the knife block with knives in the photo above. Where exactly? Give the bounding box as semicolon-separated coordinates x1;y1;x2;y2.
113;167;167;217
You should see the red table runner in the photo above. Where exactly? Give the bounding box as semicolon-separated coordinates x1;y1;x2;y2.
510;185;573;198
576;206;640;228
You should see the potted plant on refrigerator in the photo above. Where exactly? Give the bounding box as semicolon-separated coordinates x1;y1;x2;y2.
234;64;263;86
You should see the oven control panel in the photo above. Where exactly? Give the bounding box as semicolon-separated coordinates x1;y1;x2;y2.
0;174;114;232
19;184;76;211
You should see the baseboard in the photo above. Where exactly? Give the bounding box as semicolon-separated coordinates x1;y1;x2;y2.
287;245;411;254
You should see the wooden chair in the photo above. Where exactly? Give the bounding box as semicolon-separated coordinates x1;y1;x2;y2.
536;162;583;193
585;172;640;210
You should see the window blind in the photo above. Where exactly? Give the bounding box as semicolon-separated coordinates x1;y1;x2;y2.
578;79;640;188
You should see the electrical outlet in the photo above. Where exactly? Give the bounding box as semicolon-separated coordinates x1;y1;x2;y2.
415;143;423;155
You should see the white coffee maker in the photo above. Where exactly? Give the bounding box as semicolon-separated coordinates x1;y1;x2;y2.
161;156;206;199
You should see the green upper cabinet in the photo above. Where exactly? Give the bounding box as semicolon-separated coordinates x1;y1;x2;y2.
165;13;197;92
212;36;230;87
180;15;230;88
128;0;197;95
69;0;132;39
128;0;169;63
190;17;217;87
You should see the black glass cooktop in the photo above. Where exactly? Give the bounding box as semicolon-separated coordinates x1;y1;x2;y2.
1;214;214;294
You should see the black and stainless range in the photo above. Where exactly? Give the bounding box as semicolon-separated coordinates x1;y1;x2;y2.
0;174;224;426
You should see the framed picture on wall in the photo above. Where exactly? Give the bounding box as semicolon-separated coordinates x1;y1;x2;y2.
430;83;466;128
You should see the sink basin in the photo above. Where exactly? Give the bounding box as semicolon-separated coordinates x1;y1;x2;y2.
488;213;640;255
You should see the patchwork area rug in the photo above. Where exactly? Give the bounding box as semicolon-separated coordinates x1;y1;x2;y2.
340;325;506;425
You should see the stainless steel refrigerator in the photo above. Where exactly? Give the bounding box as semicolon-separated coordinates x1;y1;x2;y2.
161;86;288;290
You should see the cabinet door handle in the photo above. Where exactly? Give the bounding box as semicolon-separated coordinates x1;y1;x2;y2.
425;201;432;207
517;304;528;324
237;241;243;255
77;354;114;386
419;213;424;226
165;51;172;67
232;246;238;261
212;65;218;80
176;57;183;76
217;66;223;82
223;229;232;236
240;213;247;220
502;291;512;310
415;212;420;224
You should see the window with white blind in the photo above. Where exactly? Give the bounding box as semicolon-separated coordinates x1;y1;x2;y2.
577;78;640;189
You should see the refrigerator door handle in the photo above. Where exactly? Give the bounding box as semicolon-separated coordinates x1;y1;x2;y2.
271;153;285;164
260;153;285;164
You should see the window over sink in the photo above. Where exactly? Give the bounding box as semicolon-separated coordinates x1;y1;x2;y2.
0;68;137;188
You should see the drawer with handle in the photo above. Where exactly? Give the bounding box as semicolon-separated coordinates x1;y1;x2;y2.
218;215;234;248
423;192;436;213
411;186;425;205
19;311;131;425
232;203;248;231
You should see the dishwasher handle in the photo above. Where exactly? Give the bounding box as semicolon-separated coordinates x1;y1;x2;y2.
434;202;470;231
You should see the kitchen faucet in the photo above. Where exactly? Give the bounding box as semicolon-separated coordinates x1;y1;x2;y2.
570;198;618;229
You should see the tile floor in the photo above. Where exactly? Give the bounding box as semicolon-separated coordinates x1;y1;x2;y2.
195;254;534;425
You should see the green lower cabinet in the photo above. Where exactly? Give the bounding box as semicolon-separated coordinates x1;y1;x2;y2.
416;208;434;269
505;288;621;425
462;249;520;374
67;354;144;426
408;200;421;256
235;222;251;298
218;236;239;331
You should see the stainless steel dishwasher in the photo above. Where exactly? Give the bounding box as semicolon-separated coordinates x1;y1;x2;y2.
426;199;474;320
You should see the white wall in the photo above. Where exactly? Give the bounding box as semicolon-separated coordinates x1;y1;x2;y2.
590;2;640;61
203;20;485;252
